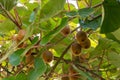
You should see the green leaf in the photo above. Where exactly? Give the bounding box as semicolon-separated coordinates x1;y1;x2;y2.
66;11;78;17
9;49;24;66
90;38;113;58
40;17;68;46
27;58;46;80
40;0;65;22
0;0;17;11
101;0;120;33
78;8;94;19
16;6;31;26
31;36;39;44
81;17;101;30
3;76;15;80
112;28;120;41
39;18;58;31
106;33;120;43
108;51;120;68
15;73;27;80
0;20;15;33
26;3;39;11
73;65;94;80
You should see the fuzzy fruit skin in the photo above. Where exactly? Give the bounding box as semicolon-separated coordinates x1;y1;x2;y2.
17;29;26;41
76;31;87;44
71;42;81;56
42;50;53;63
61;76;69;80
69;65;79;80
61;25;71;36
25;50;34;68
80;38;91;49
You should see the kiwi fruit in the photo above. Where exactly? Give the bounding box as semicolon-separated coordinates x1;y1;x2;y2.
80;38;91;49
71;42;81;56
61;76;69;80
69;65;79;80
76;31;87;44
61;25;71;36
17;29;26;41
42;50;53;63
11;35;17;41
26;54;34;65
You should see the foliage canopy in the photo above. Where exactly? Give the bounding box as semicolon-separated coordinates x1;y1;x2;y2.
0;0;120;80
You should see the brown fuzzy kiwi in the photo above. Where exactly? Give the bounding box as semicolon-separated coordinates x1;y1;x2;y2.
71;42;81;56
61;25;71;36
25;50;34;68
11;35;18;41
17;29;26;41
80;38;91;49
61;76;69;80
69;65;79;80
42;50;53;63
76;31;87;44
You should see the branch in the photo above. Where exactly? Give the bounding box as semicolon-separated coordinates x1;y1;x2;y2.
66;0;70;11
0;65;13;75
75;63;105;80
0;4;22;29
45;42;73;80
92;2;103;8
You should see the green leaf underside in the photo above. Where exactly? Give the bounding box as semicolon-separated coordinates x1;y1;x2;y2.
9;49;25;66
27;58;46;80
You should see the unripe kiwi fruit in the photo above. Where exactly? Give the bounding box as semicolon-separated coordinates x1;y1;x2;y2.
76;31;87;44
61;25;71;36
42;50;53;63
80;38;91;49
17;29;26;41
71;42;81;56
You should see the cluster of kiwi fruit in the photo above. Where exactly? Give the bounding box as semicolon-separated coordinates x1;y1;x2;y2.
41;25;70;64
71;30;91;56
62;30;90;80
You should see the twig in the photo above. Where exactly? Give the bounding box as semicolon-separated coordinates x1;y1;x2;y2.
66;0;70;11
90;14;102;22
0;66;12;74
92;2;103;8
97;51;105;71
0;4;22;29
76;0;80;9
14;8;22;27
45;42;73;80
75;63;105;80
89;0;92;7
84;0;90;7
